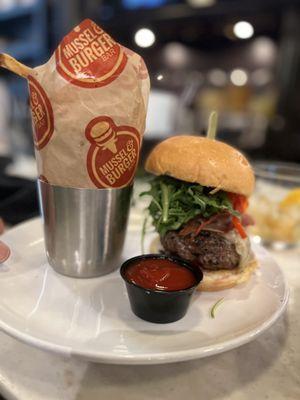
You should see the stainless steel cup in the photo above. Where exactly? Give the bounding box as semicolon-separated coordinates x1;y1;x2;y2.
38;180;133;278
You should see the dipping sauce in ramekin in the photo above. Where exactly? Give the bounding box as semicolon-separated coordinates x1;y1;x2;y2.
120;254;203;323
124;257;198;291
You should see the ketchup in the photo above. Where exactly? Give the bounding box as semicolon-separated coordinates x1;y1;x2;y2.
125;258;197;291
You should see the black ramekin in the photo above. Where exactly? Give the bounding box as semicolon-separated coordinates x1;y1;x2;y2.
120;254;203;324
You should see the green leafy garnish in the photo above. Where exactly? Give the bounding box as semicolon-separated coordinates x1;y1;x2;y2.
210;298;225;319
140;176;239;237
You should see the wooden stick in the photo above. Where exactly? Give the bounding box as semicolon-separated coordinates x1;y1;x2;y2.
0;53;33;79
206;111;218;140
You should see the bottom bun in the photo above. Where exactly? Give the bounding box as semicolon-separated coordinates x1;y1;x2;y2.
197;258;258;291
149;236;258;292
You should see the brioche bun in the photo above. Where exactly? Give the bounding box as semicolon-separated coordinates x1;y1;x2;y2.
197;258;258;291
145;135;255;197
149;236;258;291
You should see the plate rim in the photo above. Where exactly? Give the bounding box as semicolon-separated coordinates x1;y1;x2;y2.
0;218;290;365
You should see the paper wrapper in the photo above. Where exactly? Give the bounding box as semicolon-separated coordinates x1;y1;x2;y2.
28;19;150;189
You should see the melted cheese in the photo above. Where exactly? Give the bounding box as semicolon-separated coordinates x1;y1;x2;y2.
224;230;253;270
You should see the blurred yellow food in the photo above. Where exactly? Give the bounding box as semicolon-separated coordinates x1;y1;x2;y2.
280;188;300;208
249;190;300;243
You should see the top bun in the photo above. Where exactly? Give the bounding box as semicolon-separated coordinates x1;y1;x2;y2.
145;135;255;197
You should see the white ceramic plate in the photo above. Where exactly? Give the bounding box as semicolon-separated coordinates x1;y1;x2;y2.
0;218;288;365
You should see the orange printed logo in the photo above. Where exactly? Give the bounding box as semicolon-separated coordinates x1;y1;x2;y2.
55;19;127;88
86;116;140;188
28;76;54;150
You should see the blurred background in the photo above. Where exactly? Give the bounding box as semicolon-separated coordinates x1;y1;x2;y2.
0;0;300;228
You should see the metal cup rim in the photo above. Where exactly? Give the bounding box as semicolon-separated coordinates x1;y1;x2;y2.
38;179;133;192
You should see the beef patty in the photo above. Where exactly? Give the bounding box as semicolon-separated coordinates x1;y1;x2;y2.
161;228;240;271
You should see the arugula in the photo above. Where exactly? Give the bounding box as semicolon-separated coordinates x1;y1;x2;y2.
140;175;240;237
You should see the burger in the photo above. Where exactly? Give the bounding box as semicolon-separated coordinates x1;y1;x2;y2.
142;135;257;291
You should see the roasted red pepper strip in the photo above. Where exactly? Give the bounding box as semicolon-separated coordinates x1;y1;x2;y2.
228;193;249;213
232;216;247;239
